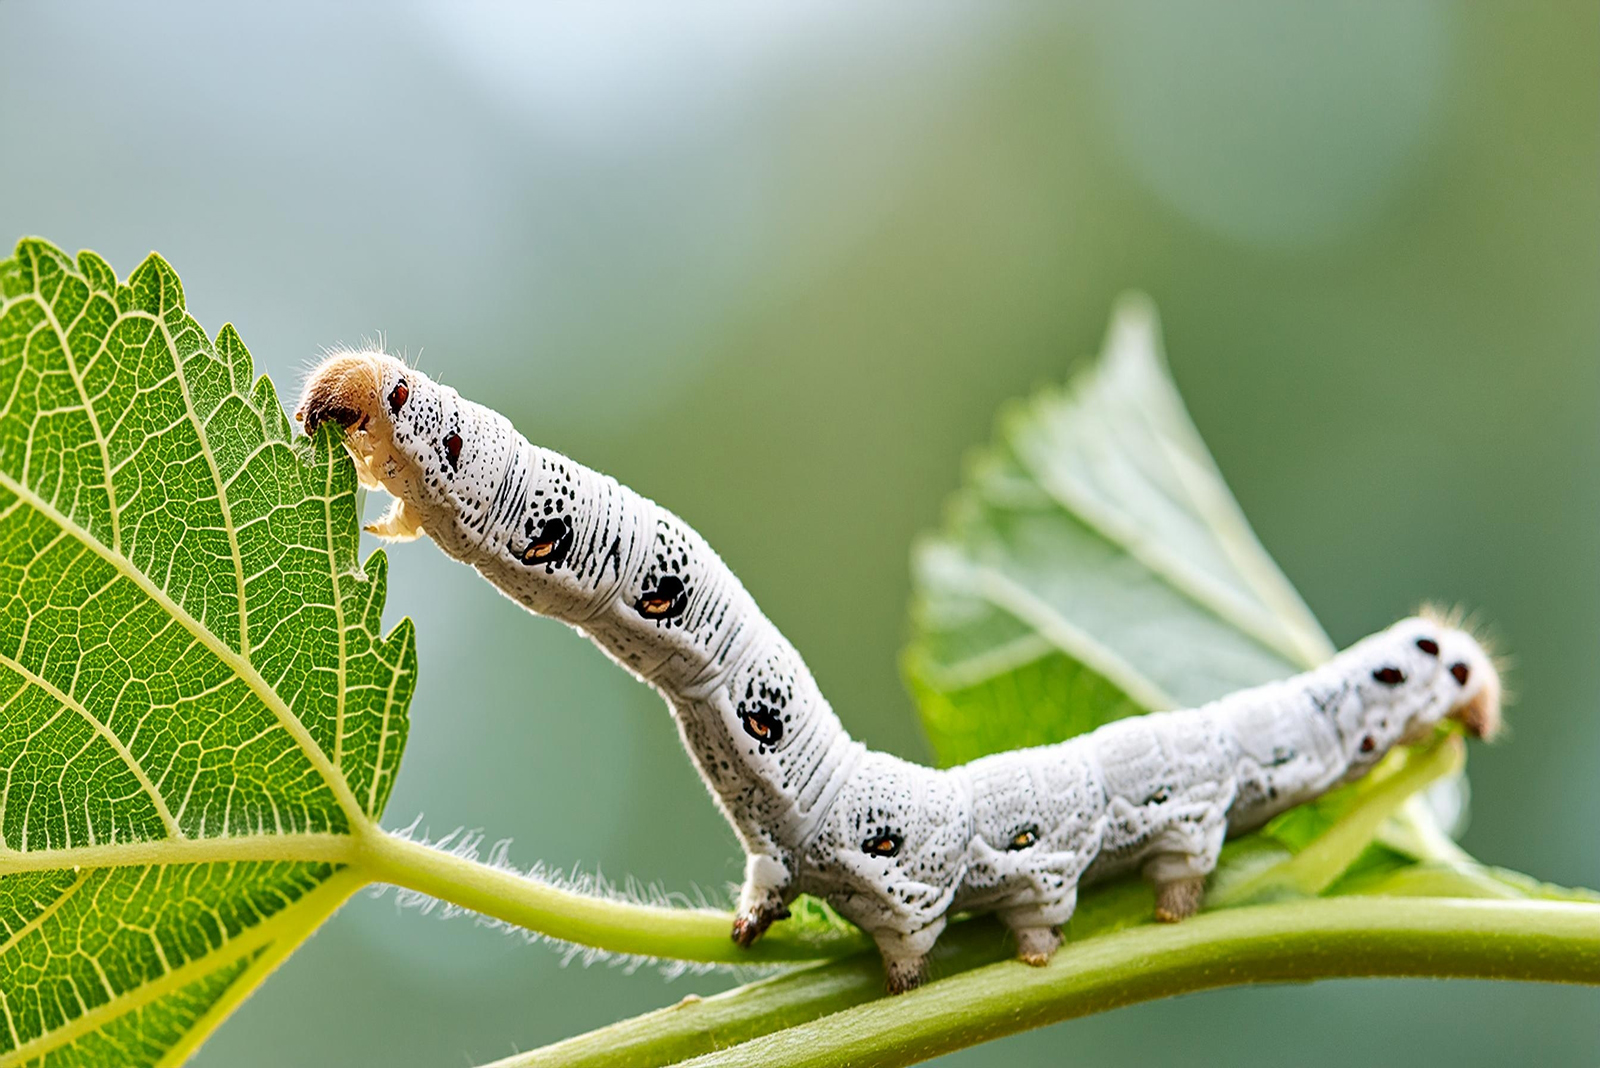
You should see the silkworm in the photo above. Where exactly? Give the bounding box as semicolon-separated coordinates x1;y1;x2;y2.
298;351;1504;993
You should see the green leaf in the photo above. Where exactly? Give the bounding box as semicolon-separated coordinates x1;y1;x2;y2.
0;238;416;1066
904;294;1333;765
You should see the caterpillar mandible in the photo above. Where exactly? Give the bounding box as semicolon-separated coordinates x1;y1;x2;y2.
298;351;1503;994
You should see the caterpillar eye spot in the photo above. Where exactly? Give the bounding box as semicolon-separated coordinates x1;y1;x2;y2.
862;833;903;858
388;379;408;414
1372;666;1405;686
1007;826;1039;851
742;707;784;744
1360;735;1377;753
635;575;688;620
1450;662;1471;686
516;516;572;568
1415;637;1439;656
443;431;462;470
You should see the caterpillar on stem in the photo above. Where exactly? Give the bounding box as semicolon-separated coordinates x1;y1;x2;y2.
298;351;1502;994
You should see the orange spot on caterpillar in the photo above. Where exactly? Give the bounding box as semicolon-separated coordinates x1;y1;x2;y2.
635;576;688;620
862;834;903;858
1008;827;1039;851
741;708;783;743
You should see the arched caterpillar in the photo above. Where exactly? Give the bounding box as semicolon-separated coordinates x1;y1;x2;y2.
298;352;1503;993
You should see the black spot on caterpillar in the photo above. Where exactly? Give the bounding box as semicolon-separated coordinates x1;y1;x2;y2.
862;832;904;858
1372;666;1405;686
741;706;784;745
636;575;688;620
516;515;573;570
1007;826;1039;851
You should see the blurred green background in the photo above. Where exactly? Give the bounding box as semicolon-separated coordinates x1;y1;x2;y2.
2;2;1596;1065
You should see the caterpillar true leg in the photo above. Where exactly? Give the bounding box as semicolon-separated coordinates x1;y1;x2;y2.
366;496;426;541
299;350;1504;993
731;853;793;947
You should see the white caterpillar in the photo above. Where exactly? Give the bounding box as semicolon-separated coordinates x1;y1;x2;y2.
298;352;1503;993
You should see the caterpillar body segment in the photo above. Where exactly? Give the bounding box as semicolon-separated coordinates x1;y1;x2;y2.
299;351;1503;993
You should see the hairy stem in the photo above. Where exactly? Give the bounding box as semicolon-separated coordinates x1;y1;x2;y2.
357;829;870;963
675;897;1600;1068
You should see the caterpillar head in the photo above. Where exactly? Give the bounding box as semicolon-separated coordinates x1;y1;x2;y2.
1356;616;1503;751
298;350;513;558
1414;611;1504;742
298;348;413;485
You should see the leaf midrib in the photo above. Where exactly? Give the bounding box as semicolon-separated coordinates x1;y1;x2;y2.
0;467;366;828
125;308;253;660
0;832;354;875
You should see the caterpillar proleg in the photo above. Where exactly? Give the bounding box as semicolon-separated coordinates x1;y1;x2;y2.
299;351;1503;993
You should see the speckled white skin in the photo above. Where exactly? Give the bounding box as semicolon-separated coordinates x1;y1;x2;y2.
300;353;1502;993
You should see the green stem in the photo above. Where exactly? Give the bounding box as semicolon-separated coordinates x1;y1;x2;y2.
486;920;1013;1068
490;878;1168;1068
487;861;1593;1068
357;830;870;963
675;897;1600;1068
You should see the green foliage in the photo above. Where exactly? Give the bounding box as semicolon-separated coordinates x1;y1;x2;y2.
0;238;416;1066
0;241;1594;1068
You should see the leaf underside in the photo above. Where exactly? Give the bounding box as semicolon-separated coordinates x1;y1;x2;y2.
905;294;1334;766
0;239;415;1067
